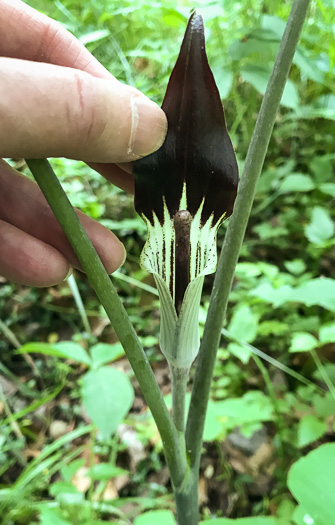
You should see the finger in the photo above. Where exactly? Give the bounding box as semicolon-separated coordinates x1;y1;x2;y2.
0;57;166;162
0;160;126;274
1;0;113;79
88;162;134;193
0;219;70;287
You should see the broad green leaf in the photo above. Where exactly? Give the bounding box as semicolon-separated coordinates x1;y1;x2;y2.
49;480;80;497
55;342;91;365
319;323;335;345
162;11;186;28
293;48;324;83
39;507;72;525
319;183;335;198
250;282;294;307
90;343;124;369
212;64;233;99
228;342;252;364
240;65;299;109
294;279;335;312
18;341;91;365
261;14;286;37
88;463;128;481
313;393;335;418
280;174;315;193
288;443;335;525
297;416;327;448
305;206;334;245
284;259;306;275
203;399;227;441
61;459;85;482
289;332;318;353
229;35;279;61
81;367;134;439
213;391;274;437
134;510;176;525
292;505;316;525
251;278;335;312
228;304;258;343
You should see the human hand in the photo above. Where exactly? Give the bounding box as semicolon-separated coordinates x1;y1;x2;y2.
0;0;167;287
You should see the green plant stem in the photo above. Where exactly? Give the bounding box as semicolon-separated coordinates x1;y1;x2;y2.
26;158;188;489
186;0;311;477
0;318;42;383
310;349;335;400
174;470;199;525
170;365;189;432
251;354;285;457
88;427;96;520
67;273;92;335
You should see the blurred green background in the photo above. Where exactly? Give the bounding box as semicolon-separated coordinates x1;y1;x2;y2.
1;0;335;523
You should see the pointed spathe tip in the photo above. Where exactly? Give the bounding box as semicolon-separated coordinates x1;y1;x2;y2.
186;9;204;34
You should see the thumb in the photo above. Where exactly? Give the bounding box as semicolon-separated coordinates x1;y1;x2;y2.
0;57;167;163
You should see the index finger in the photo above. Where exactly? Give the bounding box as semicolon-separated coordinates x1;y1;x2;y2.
1;0;111;79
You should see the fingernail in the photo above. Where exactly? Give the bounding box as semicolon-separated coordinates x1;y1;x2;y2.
63;266;73;281
128;97;167;157
120;243;127;267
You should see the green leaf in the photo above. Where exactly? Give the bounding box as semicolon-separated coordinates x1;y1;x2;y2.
39;507;72;525
228;304;258;343
291;505;315;525
293;48;324;83
228;342;252;364
17;341;91;365
211;64;233;99
54;342;91;365
251;278;335;312
313;393;335;418
305;206;334;245
261;14;286;38
280;174;315;193
289;332;318;353
250;282;294;307
81;367;134;439
319;323;335;345
294;279;335;312
88;463;128;481
319;183;335;198
49;480;80;497
240;65;299;109
203;400;227;441
284;259;306;275
134;510;176;525
90;343;124;369
288;443;335;525
297;415;327;448
61;459;86;482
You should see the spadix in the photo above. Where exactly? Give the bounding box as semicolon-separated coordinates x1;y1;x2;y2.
134;12;238;369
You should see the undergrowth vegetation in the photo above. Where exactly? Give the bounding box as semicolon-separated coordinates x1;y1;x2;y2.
0;0;334;524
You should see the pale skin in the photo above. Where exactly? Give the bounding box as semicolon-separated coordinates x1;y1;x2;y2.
0;0;167;287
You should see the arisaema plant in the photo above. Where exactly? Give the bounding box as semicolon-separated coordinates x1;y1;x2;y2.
27;0;311;522
134;11;238;433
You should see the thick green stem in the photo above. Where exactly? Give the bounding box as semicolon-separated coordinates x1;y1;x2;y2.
26;158;188;489
186;0;311;474
170;365;189;433
174;469;199;525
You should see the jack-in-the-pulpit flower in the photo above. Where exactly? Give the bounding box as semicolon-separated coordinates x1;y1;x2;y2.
134;12;238;369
